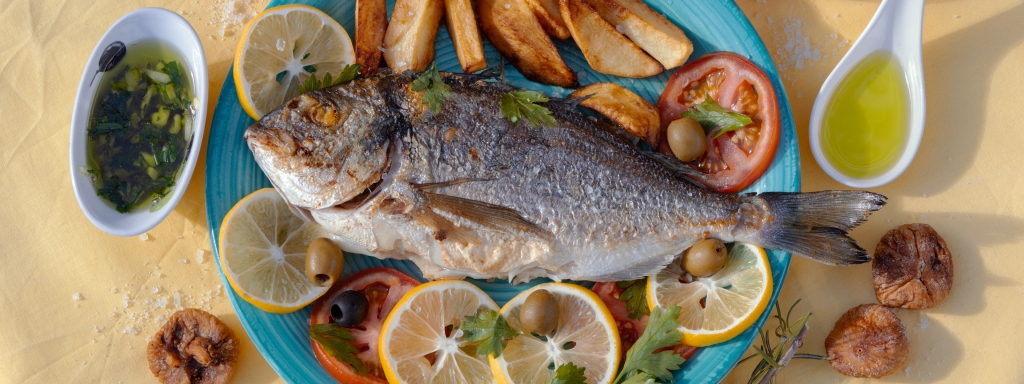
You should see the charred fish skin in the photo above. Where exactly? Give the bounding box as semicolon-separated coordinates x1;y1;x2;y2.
245;71;885;282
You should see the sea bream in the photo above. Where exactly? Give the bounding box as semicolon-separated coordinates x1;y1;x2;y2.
244;71;885;282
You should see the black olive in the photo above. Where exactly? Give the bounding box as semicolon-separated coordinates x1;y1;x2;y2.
331;290;369;327
90;41;126;86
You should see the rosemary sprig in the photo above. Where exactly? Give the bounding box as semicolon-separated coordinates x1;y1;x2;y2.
740;299;830;384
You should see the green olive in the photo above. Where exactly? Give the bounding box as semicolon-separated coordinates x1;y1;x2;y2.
666;117;707;162
520;289;559;336
305;238;344;287
682;239;728;277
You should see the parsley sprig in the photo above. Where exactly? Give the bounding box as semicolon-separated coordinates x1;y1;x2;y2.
682;97;753;138
617;279;650;320
612;305;686;384
551;362;587;384
501;90;556;127
412;63;452;114
462;309;521;358
298;64;361;95
310;323;368;376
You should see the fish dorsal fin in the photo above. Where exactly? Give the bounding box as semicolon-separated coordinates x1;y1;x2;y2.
412;207;479;245
418;190;552;240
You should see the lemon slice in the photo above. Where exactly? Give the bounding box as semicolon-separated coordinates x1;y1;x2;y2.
218;188;329;313
491;283;620;384
233;5;355;120
379;280;499;384
648;243;773;347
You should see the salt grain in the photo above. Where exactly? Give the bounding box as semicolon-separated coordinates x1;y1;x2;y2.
504;3;511;9
139;233;149;241
72;293;83;301
152;286;161;294
918;317;931;329
276;38;286;51
179;259;188;264
196;249;205;264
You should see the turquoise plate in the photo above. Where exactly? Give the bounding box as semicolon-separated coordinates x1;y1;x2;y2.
205;0;798;382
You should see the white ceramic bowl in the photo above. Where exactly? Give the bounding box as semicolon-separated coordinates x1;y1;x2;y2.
69;8;207;236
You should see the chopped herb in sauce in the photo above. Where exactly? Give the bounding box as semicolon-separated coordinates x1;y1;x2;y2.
85;41;193;213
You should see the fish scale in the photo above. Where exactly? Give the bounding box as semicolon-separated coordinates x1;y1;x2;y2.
245;71;885;282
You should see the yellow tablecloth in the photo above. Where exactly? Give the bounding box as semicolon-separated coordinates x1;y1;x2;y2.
2;0;1021;382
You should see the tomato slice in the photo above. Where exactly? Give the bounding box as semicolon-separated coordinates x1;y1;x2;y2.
657;52;780;193
310;268;421;383
592;282;697;362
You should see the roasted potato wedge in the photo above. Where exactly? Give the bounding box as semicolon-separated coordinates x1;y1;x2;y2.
570;82;660;147
529;0;571;40
355;0;388;76
478;0;578;87
584;0;693;69
384;0;445;72
559;0;663;78
444;0;487;72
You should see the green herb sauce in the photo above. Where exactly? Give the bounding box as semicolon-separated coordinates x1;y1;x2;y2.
86;40;193;213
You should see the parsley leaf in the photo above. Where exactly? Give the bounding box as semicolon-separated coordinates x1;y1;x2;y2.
298;64;362;95
411;63;451;114
310;323;368;376
550;362;587;384
617;279;650;320
461;309;520;358
612;306;686;384
619;372;658;384
501;90;556;127
681;97;753;138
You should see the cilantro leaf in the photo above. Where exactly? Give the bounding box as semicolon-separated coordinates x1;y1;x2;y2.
298;64;362;95
612;306;686;384
681;97;753;138
461;309;520;358
617;279;650;320
550;362;587;384
501;90;556;127
411;63;451;114
310;323;368;376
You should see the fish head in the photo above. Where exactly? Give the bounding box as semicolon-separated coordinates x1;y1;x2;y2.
244;82;396;210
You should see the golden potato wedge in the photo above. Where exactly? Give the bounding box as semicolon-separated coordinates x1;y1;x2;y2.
529;0;571;40
584;0;693;69
570;82;661;147
384;0;445;73
444;0;487;72
559;0;663;78
478;0;578;87
355;0;388;76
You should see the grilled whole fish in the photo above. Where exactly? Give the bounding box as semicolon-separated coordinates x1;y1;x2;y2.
244;72;885;282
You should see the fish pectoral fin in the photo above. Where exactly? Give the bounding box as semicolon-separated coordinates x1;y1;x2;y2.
413;208;479;246
413;178;492;190
421;191;552;240
640;151;707;186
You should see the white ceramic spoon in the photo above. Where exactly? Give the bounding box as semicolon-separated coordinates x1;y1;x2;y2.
809;0;926;188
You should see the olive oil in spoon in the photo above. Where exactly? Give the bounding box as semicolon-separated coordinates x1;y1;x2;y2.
820;51;909;179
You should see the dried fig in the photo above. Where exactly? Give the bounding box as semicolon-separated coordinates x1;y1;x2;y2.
873;223;953;309
148;308;240;384
825;304;909;378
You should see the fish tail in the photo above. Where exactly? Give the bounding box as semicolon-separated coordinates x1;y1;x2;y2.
741;191;887;265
